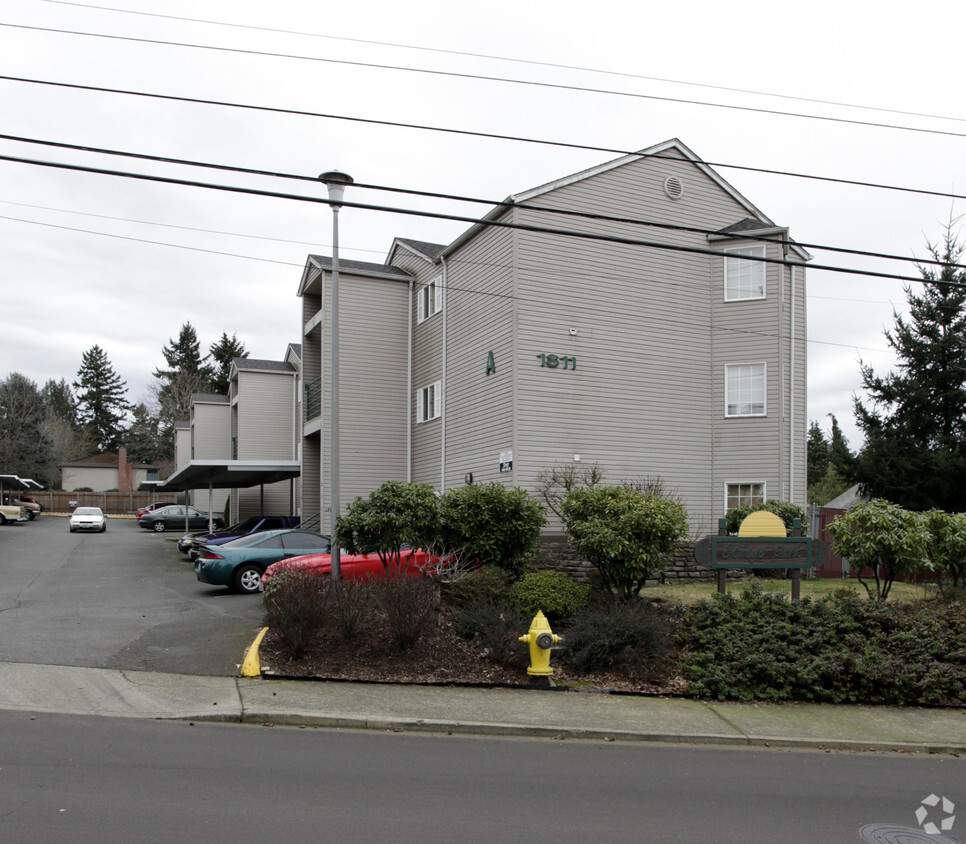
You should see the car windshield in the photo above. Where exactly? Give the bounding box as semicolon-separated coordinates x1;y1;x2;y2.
74;508;102;515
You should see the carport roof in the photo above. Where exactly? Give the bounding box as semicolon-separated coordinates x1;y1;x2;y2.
159;460;301;491
0;474;41;491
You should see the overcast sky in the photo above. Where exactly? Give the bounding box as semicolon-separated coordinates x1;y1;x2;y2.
3;0;966;452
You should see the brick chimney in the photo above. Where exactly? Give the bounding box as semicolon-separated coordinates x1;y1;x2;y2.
118;447;133;492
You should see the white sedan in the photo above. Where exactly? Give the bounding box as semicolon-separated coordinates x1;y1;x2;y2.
69;507;107;533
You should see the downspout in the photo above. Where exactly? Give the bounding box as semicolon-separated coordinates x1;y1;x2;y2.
407;277;413;483
440;256;448;493
783;234;795;505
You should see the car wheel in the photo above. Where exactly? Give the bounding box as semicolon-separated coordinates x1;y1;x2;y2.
153;521;166;532
69;525;75;532
100;524;107;533
0;514;6;526
233;564;263;594
26;510;35;521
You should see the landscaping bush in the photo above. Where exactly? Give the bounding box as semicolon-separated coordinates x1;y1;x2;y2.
438;484;545;577
509;569;588;622
682;586;966;705
262;568;328;659
563;600;676;681
725;499;808;535
327;578;374;641
454;598;530;668
374;576;438;651
444;564;513;607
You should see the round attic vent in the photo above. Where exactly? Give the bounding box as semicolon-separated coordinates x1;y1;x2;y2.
663;176;684;200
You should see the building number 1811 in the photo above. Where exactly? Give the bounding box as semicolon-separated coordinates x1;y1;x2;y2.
536;353;577;370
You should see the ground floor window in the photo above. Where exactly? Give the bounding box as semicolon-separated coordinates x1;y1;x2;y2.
726;482;765;512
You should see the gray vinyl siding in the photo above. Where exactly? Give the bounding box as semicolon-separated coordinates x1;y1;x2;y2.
338;274;410;509
235;372;296;460
191;404;230;460
441;220;516;490
411;268;445;488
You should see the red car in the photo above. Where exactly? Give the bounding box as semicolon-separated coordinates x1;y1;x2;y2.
136;501;176;520
260;547;434;589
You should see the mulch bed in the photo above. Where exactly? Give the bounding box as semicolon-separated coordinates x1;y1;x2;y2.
257;606;686;695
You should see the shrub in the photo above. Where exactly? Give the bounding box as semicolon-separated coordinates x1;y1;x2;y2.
561;485;689;599
725;499;808;536
682;587;966;705
262;568;328;659
438;484;546;577
374;576;438;651
444;565;513;607
454;598;530;668
563;600;675;681
327;578;374;641
509;570;588;622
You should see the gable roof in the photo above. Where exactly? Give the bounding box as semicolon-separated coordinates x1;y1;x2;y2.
298;254;412;296
440;138;809;261
388;238;447;264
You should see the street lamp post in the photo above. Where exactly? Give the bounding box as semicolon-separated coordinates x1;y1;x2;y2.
318;170;353;580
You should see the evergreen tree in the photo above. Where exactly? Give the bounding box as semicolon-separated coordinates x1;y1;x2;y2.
806;420;831;488
0;372;54;482
208;332;248;394
152;322;215;450
852;225;966;511
828;414;854;479
124;402;164;464
41;378;79;426
74;345;131;452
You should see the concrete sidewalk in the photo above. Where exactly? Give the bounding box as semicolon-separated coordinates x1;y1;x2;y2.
1;660;964;752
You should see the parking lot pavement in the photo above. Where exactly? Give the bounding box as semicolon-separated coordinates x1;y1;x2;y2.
0;515;266;675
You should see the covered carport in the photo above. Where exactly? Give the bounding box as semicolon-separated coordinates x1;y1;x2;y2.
0;474;41;501
158;459;301;533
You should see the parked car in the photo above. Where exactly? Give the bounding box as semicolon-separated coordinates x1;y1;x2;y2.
0;501;27;526
180;515;301;560
260;546;434;590
14;496;42;519
136;501;176;520
138;505;224;533
195;529;331;594
69;506;106;533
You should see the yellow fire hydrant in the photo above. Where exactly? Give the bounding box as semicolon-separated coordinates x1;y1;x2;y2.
518;611;561;676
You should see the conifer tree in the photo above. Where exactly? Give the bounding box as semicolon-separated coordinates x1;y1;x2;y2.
852;225;966;511
73;345;131;452
208;332;248;394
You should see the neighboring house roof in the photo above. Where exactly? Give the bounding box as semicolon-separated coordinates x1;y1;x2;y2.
286;343;301;363
175;420;190;430
824;484;865;510
190;393;229;404
59;453;157;470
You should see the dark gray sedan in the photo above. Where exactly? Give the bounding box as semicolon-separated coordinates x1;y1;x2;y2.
138;505;224;533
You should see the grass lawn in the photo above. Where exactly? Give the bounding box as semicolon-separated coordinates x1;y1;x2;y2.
642;577;939;605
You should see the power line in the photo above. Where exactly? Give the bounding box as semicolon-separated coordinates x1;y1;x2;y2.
1;129;961;271
5;22;966;142
0;150;946;286
4;74;963;208
39;0;966;129
0;210;886;357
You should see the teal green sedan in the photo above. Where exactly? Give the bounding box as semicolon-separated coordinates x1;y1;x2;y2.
194;529;330;594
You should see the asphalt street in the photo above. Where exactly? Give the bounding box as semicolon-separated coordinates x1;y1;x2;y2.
0;515;265;674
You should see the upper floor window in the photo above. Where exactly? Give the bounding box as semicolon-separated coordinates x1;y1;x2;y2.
417;275;443;324
724;246;766;301
725;363;766;416
416;380;442;423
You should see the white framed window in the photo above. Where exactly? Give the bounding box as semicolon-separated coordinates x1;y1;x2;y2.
724;246;766;301
726;482;765;512
725;363;766;416
417;275;443;324
416;380;442;423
